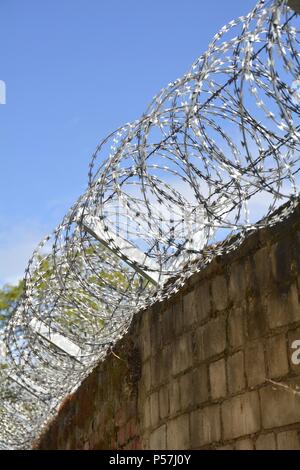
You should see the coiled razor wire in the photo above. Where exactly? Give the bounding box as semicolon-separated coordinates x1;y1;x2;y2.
1;0;300;449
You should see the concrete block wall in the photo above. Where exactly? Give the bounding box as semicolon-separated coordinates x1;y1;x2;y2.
35;201;300;450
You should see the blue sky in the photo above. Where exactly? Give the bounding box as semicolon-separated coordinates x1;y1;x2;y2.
0;0;257;284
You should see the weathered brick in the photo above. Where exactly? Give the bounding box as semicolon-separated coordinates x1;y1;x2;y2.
195;317;226;362
235;438;254;450
159;386;169;420
245;341;266;388
190;405;221;448
126;398;138;421
167;414;190;450
247;295;267;339
266;334;289;378
141;360;151;393
180;366;209;409
260;379;300;429
132;437;142;450
151;354;161;388
229;262;247;303
149;425;167;450
128;417;138;439
140;310;151;361
271;239;293;286
277;430;300;450
169;380;180;415
150;309;163;355
212;275;228;311
115;408;126;428
161;307;175;345
143;396;151;429
83;441;90;450
209;359;227;399
141;436;149;450
227;351;245;394
253;246;273;294
150;392;160;428
159;346;172;385
172;333;193;375
216;444;234;450
173;298;184;336
183;291;198;326
255;433;276;450
228;307;245;349
194;281;211;323
179;371;194;410
265;284;300;329
222;391;261;440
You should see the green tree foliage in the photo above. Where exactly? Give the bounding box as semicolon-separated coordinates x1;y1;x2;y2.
0;243;151;337
0;282;24;376
0;281;24;330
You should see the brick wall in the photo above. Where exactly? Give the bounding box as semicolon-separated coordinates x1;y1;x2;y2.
35;201;300;450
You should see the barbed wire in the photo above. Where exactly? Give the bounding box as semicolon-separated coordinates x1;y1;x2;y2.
0;0;300;449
